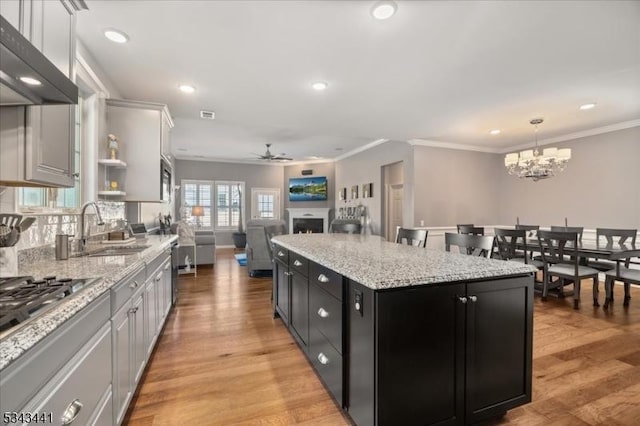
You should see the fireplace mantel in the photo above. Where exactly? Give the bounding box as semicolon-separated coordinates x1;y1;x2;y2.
287;208;331;234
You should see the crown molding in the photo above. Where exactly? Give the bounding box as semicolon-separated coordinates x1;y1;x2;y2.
498;119;640;154
408;139;501;153
172;155;335;166
334;138;390;161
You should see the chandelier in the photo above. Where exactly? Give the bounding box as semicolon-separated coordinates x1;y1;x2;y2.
504;118;571;182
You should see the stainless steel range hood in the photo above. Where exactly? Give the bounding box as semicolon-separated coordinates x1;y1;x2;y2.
0;16;78;106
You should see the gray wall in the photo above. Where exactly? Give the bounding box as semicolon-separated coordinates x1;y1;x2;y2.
174;159;285;245
284;161;335;222
413;145;502;227
497;126;640;229
335;141;415;235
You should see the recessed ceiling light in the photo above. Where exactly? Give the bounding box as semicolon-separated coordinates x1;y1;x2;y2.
335;147;344;151
19;77;42;86
371;1;397;20
312;81;329;91
177;148;188;152
179;84;196;94
490;129;501;135
104;29;129;44
579;103;596;110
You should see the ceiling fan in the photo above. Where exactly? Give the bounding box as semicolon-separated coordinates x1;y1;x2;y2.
255;143;292;161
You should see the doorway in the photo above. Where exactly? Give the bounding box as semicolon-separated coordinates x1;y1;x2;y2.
381;161;404;241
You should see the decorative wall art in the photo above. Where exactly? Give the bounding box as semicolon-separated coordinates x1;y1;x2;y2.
339;187;347;201
362;183;373;198
351;185;359;199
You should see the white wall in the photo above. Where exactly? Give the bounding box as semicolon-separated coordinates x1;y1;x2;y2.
498;126;640;229
335;141;414;235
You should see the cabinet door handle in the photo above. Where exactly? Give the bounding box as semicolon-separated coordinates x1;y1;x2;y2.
317;274;330;283
317;307;329;318
128;307;139;314
129;280;139;289
164;263;170;271
458;296;468;304
293;259;303;267
277;251;285;257
61;399;83;424
469;295;478;303
284;271;292;276
317;352;330;365
156;273;163;282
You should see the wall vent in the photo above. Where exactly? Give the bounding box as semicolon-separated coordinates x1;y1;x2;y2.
200;110;215;120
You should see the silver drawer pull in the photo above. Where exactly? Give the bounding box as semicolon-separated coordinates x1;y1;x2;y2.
458;296;468;304
61;399;83;424
293;260;303;267
318;352;330;365
317;307;329;318
164;263;170;271
317;274;330;283
128;307;139;314
469;295;478;302
278;251;285;257
156;273;162;282
129;280;139;289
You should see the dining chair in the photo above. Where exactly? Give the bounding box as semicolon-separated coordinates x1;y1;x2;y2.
515;224;540;238
550;226;584;243
456;224;474;232
588;228;637;271
537;230;600;309
331;222;362;234
457;225;485;235
604;267;640;309
445;233;494;259
494;228;544;269
395;228;428;247
593;228;638;307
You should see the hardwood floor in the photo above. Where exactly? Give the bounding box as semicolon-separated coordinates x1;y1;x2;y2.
126;249;640;425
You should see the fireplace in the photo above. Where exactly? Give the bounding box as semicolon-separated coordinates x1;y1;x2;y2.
287;208;331;234
293;218;324;234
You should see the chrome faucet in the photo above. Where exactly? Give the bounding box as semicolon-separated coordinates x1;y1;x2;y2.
78;201;105;254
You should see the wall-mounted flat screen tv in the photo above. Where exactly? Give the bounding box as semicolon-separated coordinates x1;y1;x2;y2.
289;176;328;201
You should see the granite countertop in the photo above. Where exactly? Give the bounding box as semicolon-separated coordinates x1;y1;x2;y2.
271;234;537;290
0;234;178;370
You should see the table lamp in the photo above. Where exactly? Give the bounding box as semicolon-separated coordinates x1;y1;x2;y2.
191;205;204;228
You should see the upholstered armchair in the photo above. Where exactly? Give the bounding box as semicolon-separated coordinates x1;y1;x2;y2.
170;222;216;266
245;219;287;276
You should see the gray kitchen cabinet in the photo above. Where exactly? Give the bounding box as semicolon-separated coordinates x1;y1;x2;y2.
144;274;159;356
0;0;80;188
21;323;113;426
111;295;132;425
0;0;21;31
131;292;146;386
161;112;172;162
0;293;112;426
105;99;174;202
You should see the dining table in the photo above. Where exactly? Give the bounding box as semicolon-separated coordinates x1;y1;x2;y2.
520;239;640;297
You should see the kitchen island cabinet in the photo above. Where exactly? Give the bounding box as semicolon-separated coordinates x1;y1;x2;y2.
272;234;535;426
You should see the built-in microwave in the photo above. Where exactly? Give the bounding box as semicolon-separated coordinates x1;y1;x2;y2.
161;160;172;202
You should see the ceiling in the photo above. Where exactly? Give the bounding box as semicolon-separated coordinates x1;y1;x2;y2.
76;1;640;162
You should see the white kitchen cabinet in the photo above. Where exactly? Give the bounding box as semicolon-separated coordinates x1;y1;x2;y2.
105;99;174;202
0;0;80;188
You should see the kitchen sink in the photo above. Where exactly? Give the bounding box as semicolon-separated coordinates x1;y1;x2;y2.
83;245;151;257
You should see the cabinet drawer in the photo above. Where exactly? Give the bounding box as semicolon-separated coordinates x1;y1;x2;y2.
23;322;112;426
147;250;171;277
309;327;343;406
273;245;288;264
310;262;343;301
310;282;343;354
289;252;309;277
110;266;145;315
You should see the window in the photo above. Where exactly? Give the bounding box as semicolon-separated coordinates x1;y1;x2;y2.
181;180;245;230
215;181;244;229
181;180;213;228
251;188;281;220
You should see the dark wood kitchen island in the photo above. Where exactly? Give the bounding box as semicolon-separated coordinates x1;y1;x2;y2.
271;233;537;426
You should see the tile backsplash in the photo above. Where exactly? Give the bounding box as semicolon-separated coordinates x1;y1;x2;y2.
14;201;126;250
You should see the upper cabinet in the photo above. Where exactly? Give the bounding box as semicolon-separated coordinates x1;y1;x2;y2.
0;0;81;188
105;99;174;202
